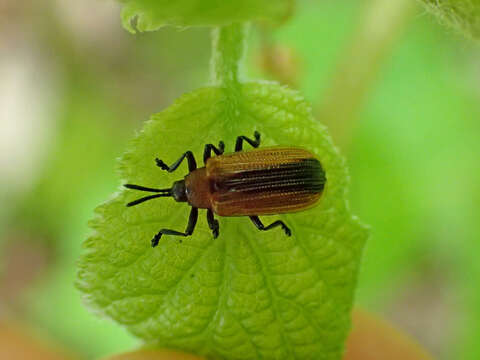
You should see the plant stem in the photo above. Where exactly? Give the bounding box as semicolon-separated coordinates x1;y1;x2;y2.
210;23;249;128
211;22;248;88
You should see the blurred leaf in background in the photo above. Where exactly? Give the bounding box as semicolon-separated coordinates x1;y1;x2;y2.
120;0;293;32
419;0;480;40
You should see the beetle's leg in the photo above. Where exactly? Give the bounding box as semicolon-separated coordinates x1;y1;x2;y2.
206;209;219;238
156;151;197;173
235;131;261;152
249;216;291;236
151;207;198;247
203;141;225;164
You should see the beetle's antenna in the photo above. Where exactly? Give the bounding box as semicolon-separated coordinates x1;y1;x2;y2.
124;184;170;193
124;183;172;207
126;193;172;207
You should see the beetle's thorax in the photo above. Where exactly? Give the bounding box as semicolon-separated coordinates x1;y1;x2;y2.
184;167;211;209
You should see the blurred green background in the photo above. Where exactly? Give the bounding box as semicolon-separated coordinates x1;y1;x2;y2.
1;0;479;359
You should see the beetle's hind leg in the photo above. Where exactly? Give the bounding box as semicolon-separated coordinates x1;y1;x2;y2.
235;131;261;152
206;209;220;238
203;141;225;164
151;207;198;247
249;216;291;236
156;151;197;173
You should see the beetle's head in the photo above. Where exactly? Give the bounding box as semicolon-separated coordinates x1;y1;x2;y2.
171;180;187;202
123;182;176;207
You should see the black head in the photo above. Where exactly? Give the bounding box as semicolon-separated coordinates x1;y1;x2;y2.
124;180;186;207
171;180;187;202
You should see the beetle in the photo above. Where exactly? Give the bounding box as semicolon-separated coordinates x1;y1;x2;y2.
124;131;326;247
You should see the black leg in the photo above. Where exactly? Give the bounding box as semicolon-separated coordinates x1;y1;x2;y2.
156;151;197;173
206;209;219;238
151;207;198;247
249;216;291;236
203;141;225;164
235;131;261;152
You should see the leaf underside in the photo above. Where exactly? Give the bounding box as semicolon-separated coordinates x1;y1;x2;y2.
77;82;368;360
120;0;292;33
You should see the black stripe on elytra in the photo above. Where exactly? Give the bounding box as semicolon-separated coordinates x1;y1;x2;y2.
217;158;326;194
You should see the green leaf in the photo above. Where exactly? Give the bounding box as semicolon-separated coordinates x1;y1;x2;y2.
77;82;367;359
119;0;293;33
419;0;480;40
78;22;367;360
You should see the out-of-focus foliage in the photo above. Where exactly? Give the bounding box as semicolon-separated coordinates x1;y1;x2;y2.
419;0;480;40
120;0;292;33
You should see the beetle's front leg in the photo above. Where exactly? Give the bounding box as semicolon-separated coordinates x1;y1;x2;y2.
151;207;198;247
156;151;197;173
